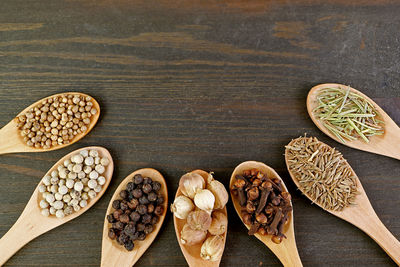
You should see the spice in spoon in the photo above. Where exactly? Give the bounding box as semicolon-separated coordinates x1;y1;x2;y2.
16;93;98;149
313;86;384;143
285;136;358;211
38;149;110;218
106;174;165;251
230;169;293;244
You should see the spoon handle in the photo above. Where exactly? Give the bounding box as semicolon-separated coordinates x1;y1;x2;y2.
0;209;43;266
358;212;400;265
0;121;24;155
277;240;303;267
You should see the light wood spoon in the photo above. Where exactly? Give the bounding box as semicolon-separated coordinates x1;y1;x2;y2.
101;168;168;267
307;83;400;160
173;169;228;267
0;92;100;155
230;161;303;267
0;146;114;266
285;139;400;265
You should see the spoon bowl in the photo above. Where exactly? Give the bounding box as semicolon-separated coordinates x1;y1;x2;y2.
0;92;100;155
0;146;114;266
229;161;302;267
307;83;400;160
285;139;400;265
101;168;168;267
173;169;228;267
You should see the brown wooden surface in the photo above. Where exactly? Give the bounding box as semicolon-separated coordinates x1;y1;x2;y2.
0;1;400;266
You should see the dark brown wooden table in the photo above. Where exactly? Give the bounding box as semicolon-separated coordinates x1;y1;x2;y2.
1;0;399;266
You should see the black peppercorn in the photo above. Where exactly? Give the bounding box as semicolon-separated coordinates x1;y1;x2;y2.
119;190;128;200
137;233;146;240
142;183;152;194
144;224;154;234
137;204;148;215
124;240;134;251
126;182;135;192
147;192;157;202
124;209;132;216
151;216;158;225
113;209;123;220
130;232;139;240
154;206;164;216
156;196;164;205
132;189;143;199
124;224;136;236
113;221;124;231
130;211;141;222
139;196;150;205
128;198;139;209
141;214;152;224
112;200;120;209
108;228;116;240
118;232;129;244
107;214;115;223
119;214;130;224
136;223;145;232
120;201;129;211
134;174;143;184
152;181;161;192
143;177;152;185
147;204;155;213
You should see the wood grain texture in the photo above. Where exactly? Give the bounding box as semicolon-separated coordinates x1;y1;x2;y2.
0;0;399;266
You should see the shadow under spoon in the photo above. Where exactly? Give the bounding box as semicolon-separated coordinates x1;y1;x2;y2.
101;168;168;267
285;139;400;265
0;92;100;155
0;146;114;266
230;161;302;267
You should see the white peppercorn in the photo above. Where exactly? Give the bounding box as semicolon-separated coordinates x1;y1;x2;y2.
84;157;94;166
80;150;89;157
73;164;82;173
78;171;86;179
83;165;92;174
81;192;89;200
95;157;100;165
95;164;105;174
50;185;59;194
40;200;49;208
88;190;96;199
74;182;84;192
66;179;74;189
68;172;77;179
43;175;51;186
49;207;56;215
72;154;84;164
88;150;97;157
55;193;63;201
51;170;58;178
63;194;72;203
70;199;79;206
53;200;64;210
89;171;99;180
45;194;55;203
41;209;50;217
50;176;59;185
59;169;68;179
64;206;73;215
100;157;110;166
83;186;90;192
39;184;46;193
58;185;68;195
79;199;87;208
88;179;97;189
56;210;65;218
94;185;102;193
73;205;81;212
98;176;106;186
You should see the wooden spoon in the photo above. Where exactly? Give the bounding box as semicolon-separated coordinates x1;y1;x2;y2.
173;170;228;267
0;92;100;155
101;168;168;267
307;83;400;160
230;161;302;267
0;146;114;266
285;139;400;265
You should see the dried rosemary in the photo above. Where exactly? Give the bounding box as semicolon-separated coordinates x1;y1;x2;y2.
285;136;358;211
313;86;384;143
